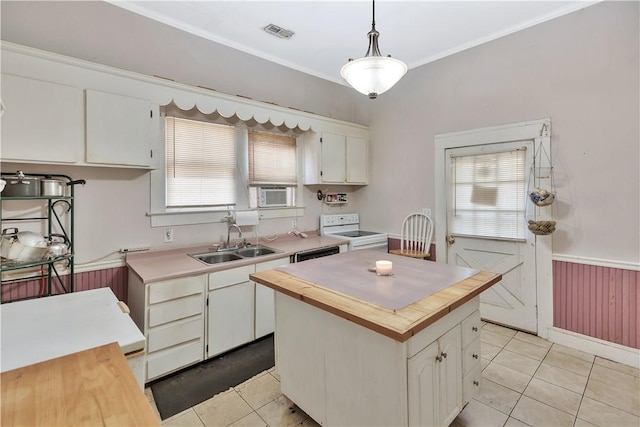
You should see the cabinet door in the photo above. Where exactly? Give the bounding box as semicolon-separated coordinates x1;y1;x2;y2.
346;136;368;184
1;74;83;163
254;257;289;338
408;340;439;427
85;89;154;167
320;132;346;183
207;281;254;358
438;325;462;427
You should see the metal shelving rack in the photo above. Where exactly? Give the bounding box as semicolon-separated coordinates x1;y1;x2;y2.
0;173;85;303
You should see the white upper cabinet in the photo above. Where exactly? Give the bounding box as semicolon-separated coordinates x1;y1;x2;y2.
303;130;369;185
1;74;84;163
85;90;157;167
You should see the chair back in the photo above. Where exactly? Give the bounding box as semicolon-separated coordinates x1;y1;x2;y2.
399;212;434;256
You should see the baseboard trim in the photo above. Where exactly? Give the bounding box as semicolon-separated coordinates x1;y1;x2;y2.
547;326;640;369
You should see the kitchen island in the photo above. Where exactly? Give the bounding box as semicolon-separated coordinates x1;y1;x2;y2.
249;250;501;427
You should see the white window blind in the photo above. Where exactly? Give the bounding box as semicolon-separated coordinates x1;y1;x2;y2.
448;148;527;240
248;130;297;186
165;117;236;208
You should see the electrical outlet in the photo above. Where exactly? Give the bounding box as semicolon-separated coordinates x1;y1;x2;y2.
292;220;297;229
422;208;432;217
164;227;174;243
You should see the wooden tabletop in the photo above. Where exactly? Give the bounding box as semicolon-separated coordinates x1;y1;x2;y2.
250;251;501;342
1;342;159;426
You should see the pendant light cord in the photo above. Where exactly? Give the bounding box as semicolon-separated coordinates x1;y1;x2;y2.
371;0;376;30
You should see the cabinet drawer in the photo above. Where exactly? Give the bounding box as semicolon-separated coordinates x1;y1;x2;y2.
148;316;203;353
463;363;482;405
209;265;254;291
462;337;481;376
148;275;205;305
146;340;203;381
255;257;289;272
148;293;203;327
461;310;482;348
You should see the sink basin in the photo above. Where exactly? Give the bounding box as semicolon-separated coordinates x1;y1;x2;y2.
235;246;279;258
190;251;243;265
189;245;280;264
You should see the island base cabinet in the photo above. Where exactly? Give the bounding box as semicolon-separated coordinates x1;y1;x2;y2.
274;293;481;427
408;325;462;427
276;293;407;427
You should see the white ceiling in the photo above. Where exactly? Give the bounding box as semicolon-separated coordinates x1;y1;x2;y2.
108;1;597;85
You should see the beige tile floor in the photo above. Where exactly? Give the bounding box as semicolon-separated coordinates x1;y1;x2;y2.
145;322;640;427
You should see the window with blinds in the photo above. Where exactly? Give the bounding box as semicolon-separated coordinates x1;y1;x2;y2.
248;130;297;186
165;117;236;208
448;148;527;240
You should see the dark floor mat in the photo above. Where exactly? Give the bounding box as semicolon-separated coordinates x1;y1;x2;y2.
150;334;275;420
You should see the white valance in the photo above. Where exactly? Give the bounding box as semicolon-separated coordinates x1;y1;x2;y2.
141;80;319;132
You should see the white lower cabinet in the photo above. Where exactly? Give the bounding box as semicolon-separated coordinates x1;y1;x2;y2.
254;257;290;339
461;310;483;403
127;255;289;383
207;265;255;358
274;294;482;427
128;272;207;383
408;325;462;427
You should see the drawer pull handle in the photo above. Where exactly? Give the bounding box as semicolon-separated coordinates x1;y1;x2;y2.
472;354;478;359
473;380;479;386
472;326;478;332
441;352;447;359
436;355;443;363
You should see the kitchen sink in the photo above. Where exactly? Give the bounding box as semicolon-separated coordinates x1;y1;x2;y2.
235;246;278;258
189;245;280;265
190;251;243;264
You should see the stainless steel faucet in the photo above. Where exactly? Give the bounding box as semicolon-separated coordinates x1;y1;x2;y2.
227;223;242;248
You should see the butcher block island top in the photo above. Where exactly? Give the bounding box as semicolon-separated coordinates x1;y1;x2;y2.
249;250;501;342
1;342;159;426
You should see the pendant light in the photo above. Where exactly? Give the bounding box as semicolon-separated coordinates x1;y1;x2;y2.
340;0;407;99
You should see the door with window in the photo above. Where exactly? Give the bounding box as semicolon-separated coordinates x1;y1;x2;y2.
435;120;550;334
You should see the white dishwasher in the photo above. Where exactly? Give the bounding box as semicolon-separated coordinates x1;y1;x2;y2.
0;287;146;388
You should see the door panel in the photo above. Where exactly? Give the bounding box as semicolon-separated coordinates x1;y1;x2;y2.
445;140;537;333
449;238;537;332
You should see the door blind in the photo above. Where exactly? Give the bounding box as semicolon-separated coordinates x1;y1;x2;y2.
248;130;297;186
448;148;526;240
165;117;236;208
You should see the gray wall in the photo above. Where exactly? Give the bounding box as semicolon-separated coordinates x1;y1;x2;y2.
360;1;639;265
2;1;638;266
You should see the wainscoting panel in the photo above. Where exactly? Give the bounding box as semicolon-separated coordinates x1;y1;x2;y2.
553;260;639;349
1;266;128;303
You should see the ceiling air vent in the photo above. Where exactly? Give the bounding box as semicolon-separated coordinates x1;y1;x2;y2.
263;24;294;39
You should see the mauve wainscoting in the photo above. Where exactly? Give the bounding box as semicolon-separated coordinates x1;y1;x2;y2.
553;260;639;349
1;266;128;303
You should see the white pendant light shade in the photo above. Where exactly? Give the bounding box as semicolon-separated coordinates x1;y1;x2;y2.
340;56;407;98
341;1;407;99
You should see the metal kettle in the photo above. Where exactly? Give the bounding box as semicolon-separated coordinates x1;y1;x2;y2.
47;234;70;258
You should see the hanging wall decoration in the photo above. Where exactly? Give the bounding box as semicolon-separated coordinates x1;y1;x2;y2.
527;122;557;235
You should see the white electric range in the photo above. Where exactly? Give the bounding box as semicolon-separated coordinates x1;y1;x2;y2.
320;213;388;252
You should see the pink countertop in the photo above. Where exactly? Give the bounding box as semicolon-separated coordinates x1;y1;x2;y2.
126;232;348;284
276;251;479;310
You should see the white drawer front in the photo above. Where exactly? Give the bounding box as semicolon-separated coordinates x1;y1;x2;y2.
148;293;203;327
209;265;254;290
146;340;203;382
255;257;289;272
461;310;482;348
148;275;205;305
463;364;482;405
462;337;481;376
148;316;203;353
